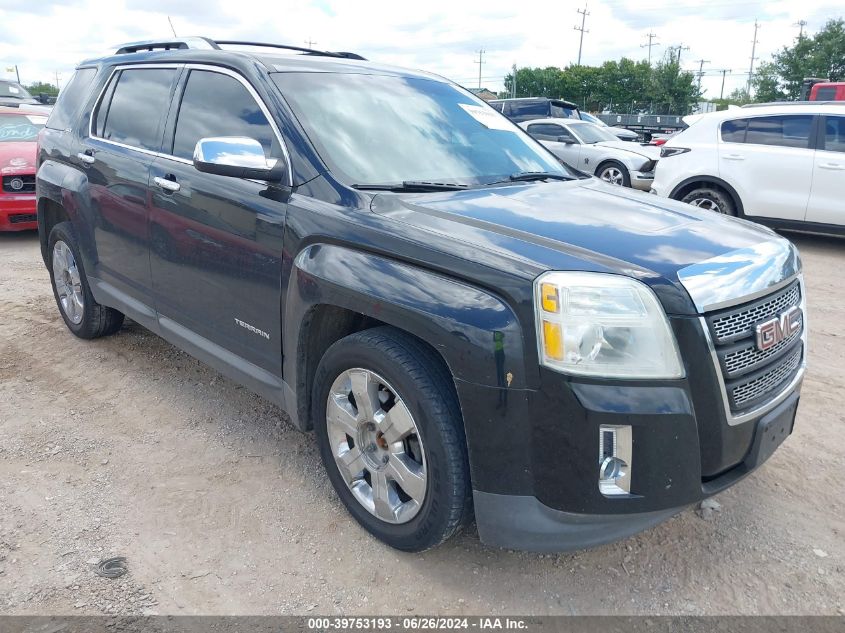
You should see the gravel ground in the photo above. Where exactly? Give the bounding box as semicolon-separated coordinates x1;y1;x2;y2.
0;229;843;616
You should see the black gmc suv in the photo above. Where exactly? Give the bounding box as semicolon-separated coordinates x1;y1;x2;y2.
36;37;806;552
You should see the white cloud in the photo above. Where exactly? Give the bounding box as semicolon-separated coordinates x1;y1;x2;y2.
0;0;841;102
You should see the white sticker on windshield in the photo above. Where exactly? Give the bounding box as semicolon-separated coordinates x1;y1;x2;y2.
458;103;515;131
8;85;19;94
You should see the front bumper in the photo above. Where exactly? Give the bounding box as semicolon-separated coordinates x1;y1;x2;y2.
456;311;803;552
0;194;37;231
630;170;654;191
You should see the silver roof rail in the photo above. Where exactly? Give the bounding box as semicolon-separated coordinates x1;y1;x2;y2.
114;37;220;55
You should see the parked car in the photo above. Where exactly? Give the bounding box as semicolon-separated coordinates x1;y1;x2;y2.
521;118;659;190
809;82;845;101
0;80;40;108
652;102;845;235
0;106;47;231
489;97;581;122
38;37;806;553
579;111;640;142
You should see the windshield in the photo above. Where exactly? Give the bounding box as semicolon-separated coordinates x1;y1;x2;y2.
0;113;46;142
569;122;619;144
0;81;34;100
579;112;607;127
272;73;571;186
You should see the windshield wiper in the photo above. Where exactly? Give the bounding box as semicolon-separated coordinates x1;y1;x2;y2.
352;180;470;192
486;172;573;185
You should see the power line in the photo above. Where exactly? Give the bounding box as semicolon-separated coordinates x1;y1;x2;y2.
474;49;486;89
641;32;659;65
167;15;178;37
747;19;760;93
574;5;590;65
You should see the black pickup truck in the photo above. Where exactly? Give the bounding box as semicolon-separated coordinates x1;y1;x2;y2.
36;38;806;552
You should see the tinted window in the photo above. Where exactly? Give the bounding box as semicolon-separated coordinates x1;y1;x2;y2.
823;116;845;153
172;70;278;161
745;115;812;148
550;103;578;119
513;101;549;117
99;68;177;151
815;87;836;100
45;68;97;131
526;123;567;138
721;118;748;143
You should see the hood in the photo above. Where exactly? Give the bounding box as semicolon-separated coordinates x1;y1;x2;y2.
371;178;785;315
0;142;37;174
594;140;660;160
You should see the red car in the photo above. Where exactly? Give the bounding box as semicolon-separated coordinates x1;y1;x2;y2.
0;106;47;231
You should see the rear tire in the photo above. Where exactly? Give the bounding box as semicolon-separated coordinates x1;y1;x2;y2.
48;221;124;339
680;187;736;216
312;326;472;552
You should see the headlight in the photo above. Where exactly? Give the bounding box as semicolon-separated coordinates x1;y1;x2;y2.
534;271;685;379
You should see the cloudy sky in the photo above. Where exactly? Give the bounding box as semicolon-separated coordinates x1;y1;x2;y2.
0;0;842;102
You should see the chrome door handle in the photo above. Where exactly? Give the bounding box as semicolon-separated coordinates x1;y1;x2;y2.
154;176;181;193
819;163;845;170
76;152;95;164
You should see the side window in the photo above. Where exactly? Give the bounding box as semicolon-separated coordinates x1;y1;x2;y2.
527;123;566;139
815;87;836;100
98;68;177;151
721;118;748;143
744;115;813;149
823;116;845;153
514;101;549;117
171;70;278;161
45;67;97;131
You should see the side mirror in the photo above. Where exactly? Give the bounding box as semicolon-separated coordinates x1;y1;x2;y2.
557;135;575;144
193;137;284;181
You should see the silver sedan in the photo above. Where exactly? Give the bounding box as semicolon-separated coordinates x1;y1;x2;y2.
520;118;660;190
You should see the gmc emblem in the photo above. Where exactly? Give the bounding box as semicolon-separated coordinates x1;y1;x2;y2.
755;306;802;351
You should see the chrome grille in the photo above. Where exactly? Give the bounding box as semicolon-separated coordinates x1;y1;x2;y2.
731;346;802;408
706;279;804;414
711;284;801;343
723;313;803;376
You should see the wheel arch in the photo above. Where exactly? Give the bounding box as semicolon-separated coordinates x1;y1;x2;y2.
283;244;527;432
669;176;745;216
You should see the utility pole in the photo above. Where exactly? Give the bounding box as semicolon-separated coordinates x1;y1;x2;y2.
474;49;485;89
14;65;20;84
167;15;177;37
641;32;658;65
747;20;760;94
694;59;711;92
668;44;689;65
717;69;732;99
794;19;807;39
512;63;517;98
304;38;317;49
574;5;589;65
54;71;60;91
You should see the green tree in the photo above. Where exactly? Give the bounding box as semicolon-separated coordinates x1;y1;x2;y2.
25;82;58;97
750;61;785;102
649;55;701;114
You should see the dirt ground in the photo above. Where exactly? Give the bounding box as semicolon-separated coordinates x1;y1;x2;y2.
0;229;843;616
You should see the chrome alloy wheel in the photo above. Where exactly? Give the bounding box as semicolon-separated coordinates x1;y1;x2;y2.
326;368;427;524
599;166;625;185
688;197;725;214
52;241;84;325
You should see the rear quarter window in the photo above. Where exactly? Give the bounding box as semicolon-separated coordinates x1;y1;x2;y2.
45;68;97;131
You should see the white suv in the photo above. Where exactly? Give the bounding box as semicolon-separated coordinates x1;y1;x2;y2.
651;102;845;235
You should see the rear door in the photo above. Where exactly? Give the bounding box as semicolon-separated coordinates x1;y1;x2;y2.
81;66;180;308
806;114;845;226
149;66;289;374
718;114;815;220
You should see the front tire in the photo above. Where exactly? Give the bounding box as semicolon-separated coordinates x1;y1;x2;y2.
680;187;736;216
48;221;125;339
596;161;631;187
312;327;472;552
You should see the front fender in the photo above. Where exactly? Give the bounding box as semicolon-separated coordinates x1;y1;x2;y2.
284;243;529;427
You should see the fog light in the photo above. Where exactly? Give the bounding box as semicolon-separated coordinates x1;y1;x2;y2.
599;425;632;496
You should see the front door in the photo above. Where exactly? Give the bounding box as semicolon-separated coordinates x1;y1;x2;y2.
149;67;289;374
526;122;581;169
82;67;180;306
806;115;845;226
